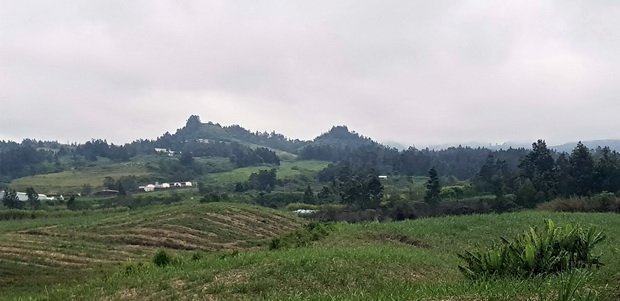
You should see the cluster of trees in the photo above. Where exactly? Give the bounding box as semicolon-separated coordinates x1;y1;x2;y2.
301;143;529;180
1;187;41;209
235;169;278;192
474;140;620;208
75;139;133;162
103;176;140;195
305;166;385;209
153;116;284;168
0;141;56;181
230;146;280;168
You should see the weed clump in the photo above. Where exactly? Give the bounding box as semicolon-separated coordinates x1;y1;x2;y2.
124;262;145;275
153;250;173;267
269;222;332;250
458;219;605;279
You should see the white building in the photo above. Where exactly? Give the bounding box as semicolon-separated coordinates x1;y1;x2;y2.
0;191;49;201
154;148;175;156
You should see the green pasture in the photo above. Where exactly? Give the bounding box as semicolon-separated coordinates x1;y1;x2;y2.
206;160;330;186
7;210;619;300
9;162;154;194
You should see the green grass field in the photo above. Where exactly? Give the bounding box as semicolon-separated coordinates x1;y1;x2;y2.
8;159;330;196
9;162;154;194
0;202;302;299
206;160;330;186
3;208;618;300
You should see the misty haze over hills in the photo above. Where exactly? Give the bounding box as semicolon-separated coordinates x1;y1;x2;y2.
392;140;620;152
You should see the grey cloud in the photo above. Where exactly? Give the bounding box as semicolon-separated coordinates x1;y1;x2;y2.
1;0;619;146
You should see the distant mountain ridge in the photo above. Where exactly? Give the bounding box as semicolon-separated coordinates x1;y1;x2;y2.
551;140;620;153
166;116;379;154
425;140;620;153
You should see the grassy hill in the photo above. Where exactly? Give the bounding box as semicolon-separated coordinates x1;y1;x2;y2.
0;202;302;299
9;210;620;300
9;162;154;195
8;159;330;195
205;160;329;187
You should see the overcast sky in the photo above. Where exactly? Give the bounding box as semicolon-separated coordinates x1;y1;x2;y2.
1;1;619;147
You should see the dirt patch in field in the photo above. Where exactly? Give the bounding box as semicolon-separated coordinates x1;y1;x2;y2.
170;279;186;289
214;270;250;285
202;269;250;295
115;288;138;300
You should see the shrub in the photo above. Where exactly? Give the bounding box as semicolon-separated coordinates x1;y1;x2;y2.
199;193;229;203
269;222;332;250
539;193;620;213
153;250;173;267
191;252;204;261
458;220;605;279
285;203;319;211
255;191;304;208
124;262;145;275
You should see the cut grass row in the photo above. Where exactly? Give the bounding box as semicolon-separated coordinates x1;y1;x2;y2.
0;202;303;298
15;210;620;300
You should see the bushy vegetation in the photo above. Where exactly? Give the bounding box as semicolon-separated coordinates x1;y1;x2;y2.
458;220;605;280
269;222;332;250
539;192;620;213
153;250;173;267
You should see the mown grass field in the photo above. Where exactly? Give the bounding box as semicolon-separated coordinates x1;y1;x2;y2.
206;160;330;186
9;162;154;194
9;159;329;195
0;202;302;299
5;209;619;300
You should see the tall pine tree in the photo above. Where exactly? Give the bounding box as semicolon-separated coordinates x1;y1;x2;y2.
424;167;441;206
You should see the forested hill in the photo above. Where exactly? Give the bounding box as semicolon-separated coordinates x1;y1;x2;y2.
312;126;377;148
3;115;620;184
158;115;308;153
158;116;378;153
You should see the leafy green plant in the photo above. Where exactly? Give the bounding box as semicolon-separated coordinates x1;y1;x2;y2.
458;220;605;279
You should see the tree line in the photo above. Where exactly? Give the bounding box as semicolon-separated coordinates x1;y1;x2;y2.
473;140;620;208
